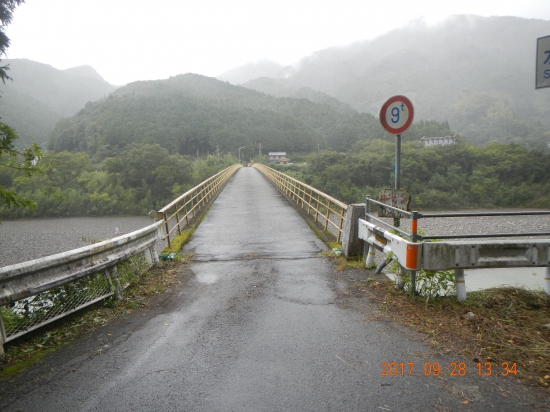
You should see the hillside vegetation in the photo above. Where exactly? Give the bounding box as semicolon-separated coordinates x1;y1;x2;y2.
279;140;550;210
232;15;550;150
0;59;116;147
48;73;391;159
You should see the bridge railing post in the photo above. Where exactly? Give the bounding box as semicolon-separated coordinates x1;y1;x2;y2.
0;313;6;357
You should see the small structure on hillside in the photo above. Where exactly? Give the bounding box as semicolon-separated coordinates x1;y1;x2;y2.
420;135;458;147
269;152;290;164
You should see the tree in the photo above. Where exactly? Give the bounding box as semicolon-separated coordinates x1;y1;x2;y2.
0;1;40;212
0;122;42;209
0;0;24;83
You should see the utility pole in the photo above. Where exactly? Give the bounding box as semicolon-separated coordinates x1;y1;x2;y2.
238;146;246;163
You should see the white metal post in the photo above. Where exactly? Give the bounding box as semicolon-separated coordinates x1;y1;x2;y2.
544;267;550;295
455;269;466;301
366;245;376;268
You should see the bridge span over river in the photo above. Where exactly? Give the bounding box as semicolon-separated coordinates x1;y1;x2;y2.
1;167;549;411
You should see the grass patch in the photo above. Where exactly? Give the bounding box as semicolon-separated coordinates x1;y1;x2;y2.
162;229;194;255
321;247;363;271
161;194;216;255
0;261;183;379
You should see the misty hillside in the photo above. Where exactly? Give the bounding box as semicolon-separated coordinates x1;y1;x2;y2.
0;59;116;147
235;15;550;148
62;65;108;82
217;60;291;84
51;73;442;159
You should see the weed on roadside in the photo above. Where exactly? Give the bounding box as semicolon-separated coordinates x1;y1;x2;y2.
367;278;550;393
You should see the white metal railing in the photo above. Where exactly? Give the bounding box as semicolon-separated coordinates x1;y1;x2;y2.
360;197;550;301
253;164;347;243
0;222;162;350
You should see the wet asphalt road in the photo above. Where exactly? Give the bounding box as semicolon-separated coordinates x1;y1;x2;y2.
1;168;547;411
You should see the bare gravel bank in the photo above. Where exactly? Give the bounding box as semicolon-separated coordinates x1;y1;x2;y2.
0;216;153;267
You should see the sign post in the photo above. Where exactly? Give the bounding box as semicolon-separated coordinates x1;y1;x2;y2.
379;95;415;293
536;35;550;90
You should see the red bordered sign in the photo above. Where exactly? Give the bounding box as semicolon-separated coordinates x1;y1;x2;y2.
379;95;414;134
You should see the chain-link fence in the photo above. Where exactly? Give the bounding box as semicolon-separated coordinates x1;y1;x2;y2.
0;253;151;344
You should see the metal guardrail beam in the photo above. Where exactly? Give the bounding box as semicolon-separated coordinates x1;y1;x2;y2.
422;240;550;270
0;221;163;306
358;217;550;300
358;219;421;271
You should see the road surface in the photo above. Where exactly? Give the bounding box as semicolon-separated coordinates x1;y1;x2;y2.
1;168;547;411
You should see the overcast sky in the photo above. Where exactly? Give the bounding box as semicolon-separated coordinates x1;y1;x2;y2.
4;0;550;85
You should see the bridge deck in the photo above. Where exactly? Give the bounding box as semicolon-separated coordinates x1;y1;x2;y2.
1;168;547;410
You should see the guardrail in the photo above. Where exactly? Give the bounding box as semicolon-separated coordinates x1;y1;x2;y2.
158;164;241;248
359;196;550;300
253;164;347;243
0;164;241;353
0;222;162;352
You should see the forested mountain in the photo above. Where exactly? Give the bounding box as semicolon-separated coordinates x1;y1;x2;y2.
0;59;116;147
229;15;550;150
50;73;426;160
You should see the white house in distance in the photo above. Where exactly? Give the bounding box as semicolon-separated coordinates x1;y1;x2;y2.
268;152;290;164
420;135;458;147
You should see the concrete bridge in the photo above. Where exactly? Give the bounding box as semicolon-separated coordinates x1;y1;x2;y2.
1;167;548;411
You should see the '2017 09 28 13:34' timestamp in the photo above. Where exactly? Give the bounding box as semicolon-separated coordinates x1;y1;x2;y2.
381;361;518;377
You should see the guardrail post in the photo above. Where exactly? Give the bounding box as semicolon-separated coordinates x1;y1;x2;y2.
341;204;364;256
409;211;419;297
149;246;160;265
324;201;331;231
454;269;466;301
364;197;376;267
184;200;190;225
545;267;550;295
0;313;6;357
314;194;320;222
105;267;124;301
162;211;171;248
175;203;182;235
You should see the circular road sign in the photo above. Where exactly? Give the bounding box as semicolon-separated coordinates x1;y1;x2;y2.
379;95;414;134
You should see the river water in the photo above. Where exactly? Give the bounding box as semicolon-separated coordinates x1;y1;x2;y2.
0;216;153;267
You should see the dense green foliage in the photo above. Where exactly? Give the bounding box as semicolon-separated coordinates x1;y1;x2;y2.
0;121;42;212
48;74;387;159
0;145;237;218
278;140;550;210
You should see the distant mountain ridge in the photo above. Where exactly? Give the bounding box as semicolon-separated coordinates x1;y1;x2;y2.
222;15;550;148
0;59;116;147
62;65;108;82
49;73;393;158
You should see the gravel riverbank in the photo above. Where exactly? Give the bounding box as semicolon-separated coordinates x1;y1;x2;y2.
0;216;153;267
